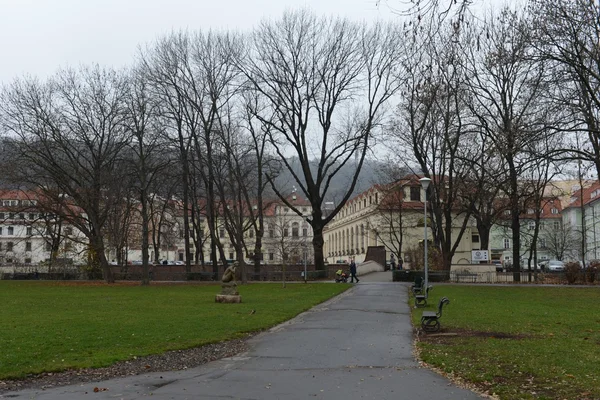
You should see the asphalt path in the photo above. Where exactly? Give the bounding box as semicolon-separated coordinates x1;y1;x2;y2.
3;272;485;399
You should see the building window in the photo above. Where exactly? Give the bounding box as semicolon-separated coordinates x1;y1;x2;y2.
0;227;2;235
26;227;32;236
25;258;31;264
219;229;225;238
551;208;559;214
554;221;560;230
503;239;510;249
0;242;2;251
284;228;289;237
229;252;234;260
302;228;308;237
472;234;479;243
29;213;35;220
7;242;13;251
375;193;378;204
46;243;52;251
269;252;274;261
410;186;421;201
26;242;32;251
249;230;254;238
269;225;274;238
539;238;547;248
527;209;534;214
292;222;299;237
0;213;4;219
528;221;535;230
302;207;307;213
7;227;13;235
64;227;73;236
19;213;25;219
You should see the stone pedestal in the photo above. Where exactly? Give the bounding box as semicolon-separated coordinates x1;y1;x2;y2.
215;294;242;303
216;281;241;303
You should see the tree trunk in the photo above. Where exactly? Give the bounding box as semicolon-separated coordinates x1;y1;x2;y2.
312;224;325;271
140;190;150;286
511;203;522;282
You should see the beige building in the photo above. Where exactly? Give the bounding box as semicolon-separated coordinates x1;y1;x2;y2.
323;175;477;268
126;193;314;266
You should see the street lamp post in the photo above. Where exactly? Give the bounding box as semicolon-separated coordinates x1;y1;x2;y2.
303;243;307;283
419;177;431;295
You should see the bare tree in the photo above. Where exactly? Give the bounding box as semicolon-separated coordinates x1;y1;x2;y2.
140;33;197;276
531;0;600;178
123;68;174;285
242;11;404;270
271;207;307;288
0;66;131;282
542;221;580;261
393;22;474;271
463;8;551;276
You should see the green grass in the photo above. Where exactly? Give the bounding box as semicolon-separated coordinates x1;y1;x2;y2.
0;281;349;380
412;286;600;400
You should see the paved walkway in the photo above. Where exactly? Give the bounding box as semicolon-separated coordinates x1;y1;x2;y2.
3;272;485;399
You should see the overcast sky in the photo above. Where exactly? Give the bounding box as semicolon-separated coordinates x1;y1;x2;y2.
1;0;518;85
0;0;400;84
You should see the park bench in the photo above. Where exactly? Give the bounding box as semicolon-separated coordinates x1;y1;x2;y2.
414;284;432;307
421;297;450;333
411;276;425;296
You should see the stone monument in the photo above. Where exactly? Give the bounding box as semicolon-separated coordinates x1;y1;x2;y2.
215;262;242;303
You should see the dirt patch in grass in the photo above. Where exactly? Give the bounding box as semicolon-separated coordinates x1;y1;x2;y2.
419;328;532;344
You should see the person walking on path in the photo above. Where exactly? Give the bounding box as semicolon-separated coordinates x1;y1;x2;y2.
349;259;359;283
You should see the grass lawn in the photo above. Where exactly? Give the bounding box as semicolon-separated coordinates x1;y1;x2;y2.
412;286;600;400
0;281;348;380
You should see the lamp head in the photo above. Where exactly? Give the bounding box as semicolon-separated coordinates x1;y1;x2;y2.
419;177;431;190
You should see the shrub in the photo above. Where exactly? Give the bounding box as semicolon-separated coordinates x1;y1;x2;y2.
586;260;599;283
393;269;421;282
564;261;581;284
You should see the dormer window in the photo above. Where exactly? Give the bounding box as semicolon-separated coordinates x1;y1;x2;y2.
527;209;534;214
410;186;420;201
551;208;559;214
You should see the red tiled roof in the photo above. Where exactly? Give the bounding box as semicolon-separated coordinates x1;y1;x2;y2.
563;180;600;209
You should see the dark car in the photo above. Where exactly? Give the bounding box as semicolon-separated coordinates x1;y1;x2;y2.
492;260;503;272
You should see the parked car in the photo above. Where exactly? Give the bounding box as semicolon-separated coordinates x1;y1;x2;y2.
492;260;503;272
520;261;542;271
546;260;565;272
